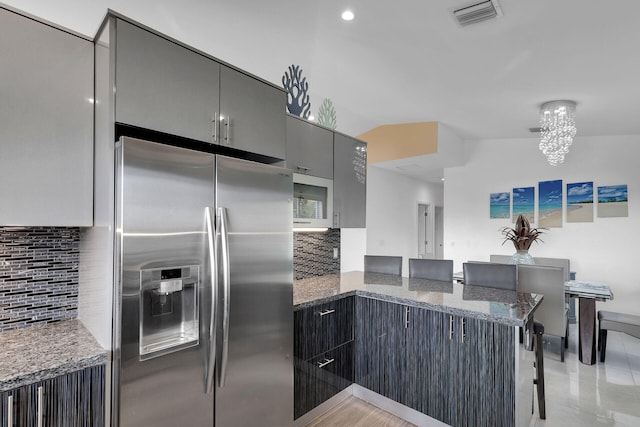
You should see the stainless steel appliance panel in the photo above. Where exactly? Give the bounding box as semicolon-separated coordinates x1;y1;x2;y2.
215;155;294;426
115;137;215;426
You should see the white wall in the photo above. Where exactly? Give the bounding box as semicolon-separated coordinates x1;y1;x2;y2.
366;166;445;276
340;228;366;272
444;134;639;316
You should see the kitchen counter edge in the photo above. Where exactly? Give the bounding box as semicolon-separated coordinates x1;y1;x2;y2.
0;319;108;391
294;274;541;328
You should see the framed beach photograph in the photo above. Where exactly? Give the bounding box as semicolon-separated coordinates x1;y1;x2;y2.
512;187;534;223
597;184;628;217
539;179;563;228
490;192;510;219
567;182;594;223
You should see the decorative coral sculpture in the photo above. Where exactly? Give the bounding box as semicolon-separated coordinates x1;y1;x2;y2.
317;98;337;129
500;214;545;251
282;64;311;118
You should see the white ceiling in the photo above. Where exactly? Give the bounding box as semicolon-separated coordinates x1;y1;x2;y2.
6;0;640;179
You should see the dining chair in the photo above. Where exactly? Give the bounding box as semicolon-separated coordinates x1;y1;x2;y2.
462;262;517;290
364;255;402;276
408;258;453;282
491;254;572;354
518;264;567;362
463;261;545;419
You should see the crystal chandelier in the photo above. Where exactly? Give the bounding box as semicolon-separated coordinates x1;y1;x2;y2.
539;100;577;166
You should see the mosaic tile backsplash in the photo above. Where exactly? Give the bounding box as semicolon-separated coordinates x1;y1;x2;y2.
294;229;340;280
0;227;79;331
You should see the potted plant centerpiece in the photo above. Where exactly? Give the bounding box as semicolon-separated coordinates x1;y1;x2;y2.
500;214;546;264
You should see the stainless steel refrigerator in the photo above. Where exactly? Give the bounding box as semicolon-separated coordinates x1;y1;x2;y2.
113;136;293;426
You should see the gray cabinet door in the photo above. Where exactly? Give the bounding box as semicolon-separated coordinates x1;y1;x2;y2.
0;8;93;226
333;134;367;228
286;116;334;179
219;65;286;159
115;19;220;143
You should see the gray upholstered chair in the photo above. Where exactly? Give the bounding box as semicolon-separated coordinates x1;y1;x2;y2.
518;264;568;362
489;254;512;264
491;254;571;355
465;260;545;419
462;262;517;290
408;258;454;282
364;255;402;276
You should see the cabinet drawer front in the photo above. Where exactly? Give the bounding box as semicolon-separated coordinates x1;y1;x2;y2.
294;296;354;360
294;341;354;419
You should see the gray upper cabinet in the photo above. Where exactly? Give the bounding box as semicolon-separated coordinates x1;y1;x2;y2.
0;8;93;226
115;19;220;142
115;20;286;159
285;115;334;179
333;133;367;228
219;65;286;159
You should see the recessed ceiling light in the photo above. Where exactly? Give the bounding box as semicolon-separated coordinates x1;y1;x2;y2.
341;10;354;21
308;115;315;121
441;178;445;181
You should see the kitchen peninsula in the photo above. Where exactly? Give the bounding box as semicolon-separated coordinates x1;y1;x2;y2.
293;271;543;427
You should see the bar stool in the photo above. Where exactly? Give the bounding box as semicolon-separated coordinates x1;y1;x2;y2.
533;320;546;419
408;258;454;281
364;255;402;276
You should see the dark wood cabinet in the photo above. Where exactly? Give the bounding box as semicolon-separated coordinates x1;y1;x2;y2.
355;297;518;427
0;364;105;427
294;297;354;361
294;297;354;419
355;296;406;402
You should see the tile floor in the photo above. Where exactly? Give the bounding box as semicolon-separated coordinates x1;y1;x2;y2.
532;324;640;426
307;323;640;426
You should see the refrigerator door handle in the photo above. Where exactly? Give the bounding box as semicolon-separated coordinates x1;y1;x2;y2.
205;206;218;394
218;206;231;388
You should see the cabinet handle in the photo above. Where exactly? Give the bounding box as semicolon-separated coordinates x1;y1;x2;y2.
460;318;466;343
294;221;312;224
295;166;312;173
449;315;454;340
317;358;335;368
404;307;410;329
212;112;218;142
7;395;13;426
37;386;43;427
224;115;231;144
318;309;335;317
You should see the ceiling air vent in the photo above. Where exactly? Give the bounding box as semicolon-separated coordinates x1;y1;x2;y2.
453;0;502;26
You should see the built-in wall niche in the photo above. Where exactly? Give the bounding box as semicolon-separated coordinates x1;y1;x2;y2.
293;229;340;280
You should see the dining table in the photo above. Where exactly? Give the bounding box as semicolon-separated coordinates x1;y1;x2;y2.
564;280;614;365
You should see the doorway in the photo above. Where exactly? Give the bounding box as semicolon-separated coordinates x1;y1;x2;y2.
417;203;444;259
435;206;444;259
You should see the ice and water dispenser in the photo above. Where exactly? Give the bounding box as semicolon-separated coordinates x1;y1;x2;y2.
139;265;199;360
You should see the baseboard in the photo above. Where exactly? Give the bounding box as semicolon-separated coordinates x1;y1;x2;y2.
352;384;449;427
293;386;354;427
293;384;450;427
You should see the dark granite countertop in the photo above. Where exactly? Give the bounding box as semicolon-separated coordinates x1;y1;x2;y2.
0;319;107;391
294;271;543;327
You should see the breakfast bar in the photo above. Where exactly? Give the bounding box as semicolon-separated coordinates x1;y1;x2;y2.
293;271;543;427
